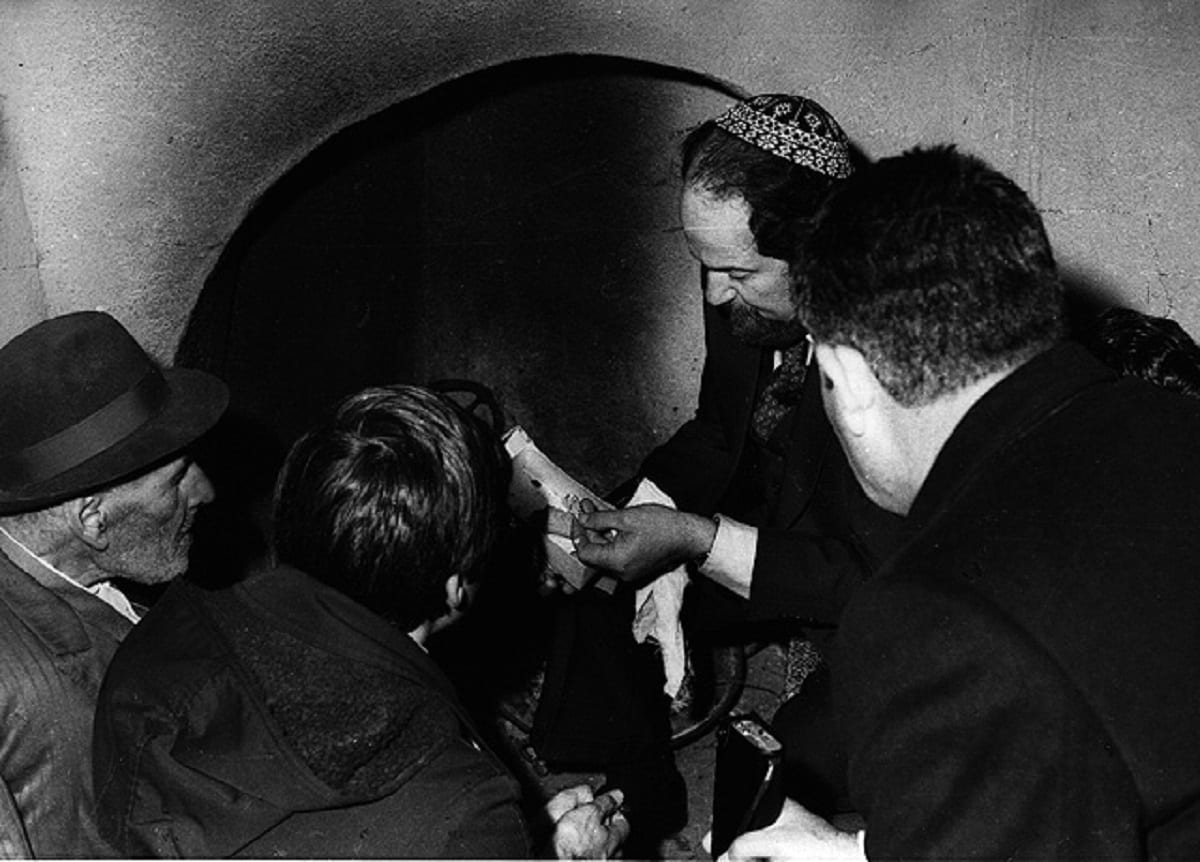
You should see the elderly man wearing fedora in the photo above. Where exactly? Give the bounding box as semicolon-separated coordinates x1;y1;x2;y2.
0;310;227;857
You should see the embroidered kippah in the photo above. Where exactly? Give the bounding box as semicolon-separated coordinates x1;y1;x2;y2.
714;94;854;178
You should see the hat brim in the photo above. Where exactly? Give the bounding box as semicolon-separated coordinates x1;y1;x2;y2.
0;368;229;515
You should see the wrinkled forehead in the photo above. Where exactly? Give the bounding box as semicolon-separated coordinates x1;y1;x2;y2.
680;187;759;263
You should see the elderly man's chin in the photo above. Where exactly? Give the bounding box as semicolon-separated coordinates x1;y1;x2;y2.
728;304;808;348
129;537;195;586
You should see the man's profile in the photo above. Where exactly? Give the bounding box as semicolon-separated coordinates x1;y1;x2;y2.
0;310;227;856
725;145;1200;860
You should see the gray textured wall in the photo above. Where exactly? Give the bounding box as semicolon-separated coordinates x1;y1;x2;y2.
2;0;1199;489
5;2;1199;353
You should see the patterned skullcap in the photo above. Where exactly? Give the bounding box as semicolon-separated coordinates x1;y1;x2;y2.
714;94;854;178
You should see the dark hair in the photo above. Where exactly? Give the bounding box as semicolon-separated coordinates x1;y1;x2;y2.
1080;307;1200;398
797;145;1066;406
680;122;839;261
271;385;509;631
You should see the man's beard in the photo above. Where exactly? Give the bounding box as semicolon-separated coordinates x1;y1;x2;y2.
727;303;808;348
102;508;195;586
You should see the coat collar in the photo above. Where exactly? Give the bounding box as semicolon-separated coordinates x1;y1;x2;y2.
907;341;1116;532
232;566;458;702
0;543;133;659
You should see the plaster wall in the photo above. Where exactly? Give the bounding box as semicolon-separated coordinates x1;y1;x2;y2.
2;1;1199;488
4;1;1199;357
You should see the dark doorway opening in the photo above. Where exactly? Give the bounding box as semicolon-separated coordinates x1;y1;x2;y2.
178;56;735;588
173;57;737;835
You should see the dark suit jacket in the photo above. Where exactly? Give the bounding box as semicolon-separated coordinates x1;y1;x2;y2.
837;343;1200;860
641;303;900;627
531;303;898;782
0;549;130;858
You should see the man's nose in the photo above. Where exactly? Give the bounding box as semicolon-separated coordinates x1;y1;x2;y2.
184;463;216;506
703;272;736;306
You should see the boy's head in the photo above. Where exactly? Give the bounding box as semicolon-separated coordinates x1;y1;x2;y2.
272;384;509;632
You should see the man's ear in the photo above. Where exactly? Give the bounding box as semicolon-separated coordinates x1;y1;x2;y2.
444;572;469;614
68;496;109;551
814;343;880;438
418;573;473;643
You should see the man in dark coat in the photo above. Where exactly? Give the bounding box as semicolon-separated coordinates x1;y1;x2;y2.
0;311;227;857
543;95;901;830
576;93;898;635
94;384;629;859
725;146;1200;860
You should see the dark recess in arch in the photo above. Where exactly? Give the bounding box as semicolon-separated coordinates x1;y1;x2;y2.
177;53;738;587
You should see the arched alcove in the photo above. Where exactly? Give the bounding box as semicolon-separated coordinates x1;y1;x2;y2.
178;55;737;579
173;61;746;814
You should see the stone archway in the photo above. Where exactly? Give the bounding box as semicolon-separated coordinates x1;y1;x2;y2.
177;54;738;582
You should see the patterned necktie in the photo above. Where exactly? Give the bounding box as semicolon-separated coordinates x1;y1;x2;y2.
751;340;811;442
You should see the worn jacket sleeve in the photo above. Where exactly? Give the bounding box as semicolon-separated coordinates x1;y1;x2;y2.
640;416;735;513
432;743;532;859
0;776;30;859
236;740;533;860
746;526;872;625
639;304;762;514
837;578;1144;861
748;433;900;625
94;668;295;858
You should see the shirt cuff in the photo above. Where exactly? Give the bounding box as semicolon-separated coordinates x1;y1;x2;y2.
696;513;756;599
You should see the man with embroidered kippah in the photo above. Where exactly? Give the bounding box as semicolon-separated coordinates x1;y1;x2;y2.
536;94;902;839
0;311;227;857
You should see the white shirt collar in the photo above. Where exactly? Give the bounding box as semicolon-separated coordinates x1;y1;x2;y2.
0;524;140;623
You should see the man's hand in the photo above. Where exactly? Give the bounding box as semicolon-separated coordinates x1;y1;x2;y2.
714;799;866;862
546;784;629;860
571;502;717;583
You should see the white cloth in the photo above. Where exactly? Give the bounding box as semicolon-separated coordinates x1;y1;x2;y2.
628;479;690;697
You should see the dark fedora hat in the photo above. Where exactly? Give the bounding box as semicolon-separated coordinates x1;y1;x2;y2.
0;311;229;515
